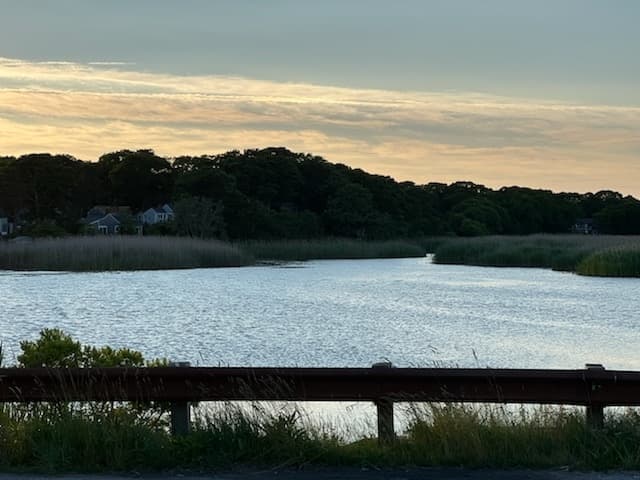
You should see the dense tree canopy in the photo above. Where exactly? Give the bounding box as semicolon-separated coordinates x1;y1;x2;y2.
1;147;639;238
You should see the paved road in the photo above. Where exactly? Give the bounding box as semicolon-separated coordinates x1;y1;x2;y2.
2;468;640;480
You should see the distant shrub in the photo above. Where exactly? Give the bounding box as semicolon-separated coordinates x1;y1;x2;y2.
22;219;68;238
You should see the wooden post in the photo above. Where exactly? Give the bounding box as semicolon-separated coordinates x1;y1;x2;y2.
372;362;395;444
585;363;605;429
169;361;191;436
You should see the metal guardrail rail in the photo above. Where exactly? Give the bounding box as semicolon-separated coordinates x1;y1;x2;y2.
0;363;635;441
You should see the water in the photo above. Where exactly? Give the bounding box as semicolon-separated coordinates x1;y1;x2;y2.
2;256;638;369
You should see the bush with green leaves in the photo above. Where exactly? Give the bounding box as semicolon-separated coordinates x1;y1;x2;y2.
18;328;147;368
14;329;168;427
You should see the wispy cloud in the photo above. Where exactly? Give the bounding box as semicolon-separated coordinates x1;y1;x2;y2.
1;57;639;195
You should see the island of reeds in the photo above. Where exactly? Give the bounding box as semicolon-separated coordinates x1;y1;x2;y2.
4;328;640;473
2;147;640;275
432;235;640;277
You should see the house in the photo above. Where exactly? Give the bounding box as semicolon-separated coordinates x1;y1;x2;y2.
82;206;143;235
139;204;174;225
572;218;596;235
0;216;13;237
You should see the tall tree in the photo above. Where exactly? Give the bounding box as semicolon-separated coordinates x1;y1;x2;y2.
99;149;173;210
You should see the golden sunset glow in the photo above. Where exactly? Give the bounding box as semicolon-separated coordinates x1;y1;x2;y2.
1;57;639;194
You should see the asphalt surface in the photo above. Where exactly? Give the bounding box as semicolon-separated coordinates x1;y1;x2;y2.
2;468;640;480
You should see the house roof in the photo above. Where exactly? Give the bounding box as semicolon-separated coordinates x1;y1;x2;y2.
84;205;142;226
143;204;173;215
89;213;121;227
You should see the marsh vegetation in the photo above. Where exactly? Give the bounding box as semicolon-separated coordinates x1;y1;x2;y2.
0;236;252;271
0;236;430;271
5;401;640;472
433;235;640;277
3;234;640;277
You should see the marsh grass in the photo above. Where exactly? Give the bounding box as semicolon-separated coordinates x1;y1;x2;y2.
398;404;591;468
0;236;429;271
0;236;252;271
433;235;640;275
241;238;426;261
0;402;339;472
4;401;640;471
577;245;640;277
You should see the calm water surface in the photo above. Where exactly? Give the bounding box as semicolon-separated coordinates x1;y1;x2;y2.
1;257;638;369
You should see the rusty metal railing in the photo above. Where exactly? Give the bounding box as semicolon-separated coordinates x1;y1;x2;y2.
0;363;634;441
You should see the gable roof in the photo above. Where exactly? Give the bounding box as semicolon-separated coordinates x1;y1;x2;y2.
88;213;121;227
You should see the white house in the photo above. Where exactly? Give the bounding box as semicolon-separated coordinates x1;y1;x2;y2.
139;204;174;225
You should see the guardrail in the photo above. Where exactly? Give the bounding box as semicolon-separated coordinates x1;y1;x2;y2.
0;362;636;442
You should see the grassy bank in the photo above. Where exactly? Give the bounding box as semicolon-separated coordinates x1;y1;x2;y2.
0;236;252;271
241;238;426;261
3;403;640;472
433;235;640;276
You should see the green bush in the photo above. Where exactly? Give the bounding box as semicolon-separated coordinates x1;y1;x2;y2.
18;329;147;368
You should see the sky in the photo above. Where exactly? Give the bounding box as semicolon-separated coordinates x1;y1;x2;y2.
0;0;639;195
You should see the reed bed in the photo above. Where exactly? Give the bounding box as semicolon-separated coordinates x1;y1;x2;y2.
577;245;640;277
0;236;252;271
241;238;426;261
433;235;640;275
3;402;640;471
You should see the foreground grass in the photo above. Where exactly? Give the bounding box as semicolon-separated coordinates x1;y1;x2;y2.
433;234;640;276
0;236;252;271
241;238;426;261
3;403;640;472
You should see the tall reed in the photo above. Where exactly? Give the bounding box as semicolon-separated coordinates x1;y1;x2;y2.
577;245;640;277
433;235;640;275
395;404;640;470
0;236;252;271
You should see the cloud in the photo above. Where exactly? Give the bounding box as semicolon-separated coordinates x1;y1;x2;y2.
1;56;639;195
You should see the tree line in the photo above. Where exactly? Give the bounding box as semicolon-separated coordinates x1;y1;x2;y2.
1;147;639;239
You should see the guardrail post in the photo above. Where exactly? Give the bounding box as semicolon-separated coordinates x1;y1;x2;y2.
169;361;191;436
585;363;605;429
372;362;395;444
